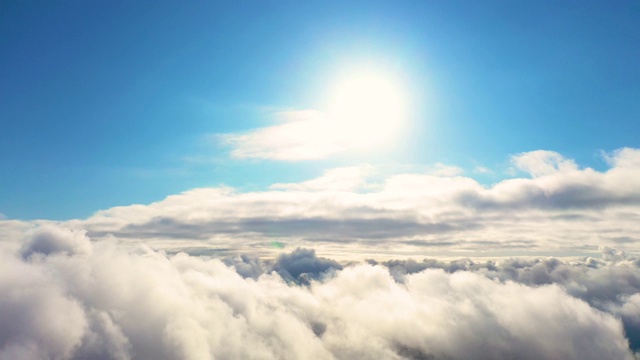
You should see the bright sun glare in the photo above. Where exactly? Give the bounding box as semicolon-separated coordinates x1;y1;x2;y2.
327;71;407;149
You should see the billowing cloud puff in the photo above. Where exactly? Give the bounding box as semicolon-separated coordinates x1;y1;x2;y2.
272;248;343;284
1;227;639;359
20;226;92;258
511;150;579;177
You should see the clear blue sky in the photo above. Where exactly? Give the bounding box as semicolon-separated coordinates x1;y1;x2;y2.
2;1;639;220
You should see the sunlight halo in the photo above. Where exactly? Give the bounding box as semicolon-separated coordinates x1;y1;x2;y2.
326;70;408;149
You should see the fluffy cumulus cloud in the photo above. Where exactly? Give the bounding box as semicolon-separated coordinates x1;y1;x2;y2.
511;150;579;177
3;148;640;358
49;147;640;257
2;227;640;359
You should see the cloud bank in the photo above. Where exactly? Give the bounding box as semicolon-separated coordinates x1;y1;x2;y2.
50;147;640;257
2;148;640;358
2;227;640;359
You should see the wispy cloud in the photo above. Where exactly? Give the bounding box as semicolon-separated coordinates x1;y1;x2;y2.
218;107;403;161
219;110;347;161
426;162;464;177
473;165;492;174
270;166;371;192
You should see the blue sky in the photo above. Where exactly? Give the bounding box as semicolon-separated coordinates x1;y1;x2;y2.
5;4;640;357
2;1;639;220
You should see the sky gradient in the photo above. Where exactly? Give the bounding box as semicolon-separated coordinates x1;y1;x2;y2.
3;2;640;359
2;1;639;220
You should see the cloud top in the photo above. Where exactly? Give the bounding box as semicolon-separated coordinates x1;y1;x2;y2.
61;148;640;257
1;228;639;359
512;150;579;177
20;226;92;258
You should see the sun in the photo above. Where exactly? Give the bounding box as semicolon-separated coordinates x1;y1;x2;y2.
327;70;407;149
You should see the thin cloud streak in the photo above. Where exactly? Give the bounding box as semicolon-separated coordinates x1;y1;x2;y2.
219;110;347;161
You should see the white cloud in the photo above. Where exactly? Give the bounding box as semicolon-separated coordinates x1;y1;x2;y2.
604;147;640;168
271;166;371;192
4;149;640;358
20;225;92;258
426;163;464;177
219;107;404;161
511;150;579;177
0;228;638;359
473;165;492;174
220;110;346;161
52;148;637;257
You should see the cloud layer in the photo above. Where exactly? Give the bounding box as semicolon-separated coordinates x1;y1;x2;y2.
2;227;640;359
3;148;640;358
53;148;640;257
